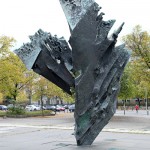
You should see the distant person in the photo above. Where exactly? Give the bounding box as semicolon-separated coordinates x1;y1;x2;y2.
135;104;139;113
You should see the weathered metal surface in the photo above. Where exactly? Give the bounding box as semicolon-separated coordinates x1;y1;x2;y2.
15;0;130;146
60;0;130;145
15;29;74;94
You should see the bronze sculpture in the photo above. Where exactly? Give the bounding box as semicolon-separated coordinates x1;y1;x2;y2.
15;0;130;146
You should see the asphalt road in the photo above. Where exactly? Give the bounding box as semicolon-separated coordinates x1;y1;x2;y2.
0;110;150;150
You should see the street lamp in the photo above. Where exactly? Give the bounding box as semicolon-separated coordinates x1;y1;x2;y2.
145;88;149;115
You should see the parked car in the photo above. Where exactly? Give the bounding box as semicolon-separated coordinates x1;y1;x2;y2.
25;105;40;111
56;105;65;111
63;105;69;109
46;105;56;111
41;106;46;110
35;105;46;110
68;104;75;112
0;105;7;110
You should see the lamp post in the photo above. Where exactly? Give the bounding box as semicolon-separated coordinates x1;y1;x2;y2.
145;88;149;115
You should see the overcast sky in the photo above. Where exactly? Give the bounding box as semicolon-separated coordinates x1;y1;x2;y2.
0;0;150;50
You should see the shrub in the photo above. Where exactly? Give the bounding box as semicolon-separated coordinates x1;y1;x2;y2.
0;107;54;118
26;110;53;117
7;105;25;115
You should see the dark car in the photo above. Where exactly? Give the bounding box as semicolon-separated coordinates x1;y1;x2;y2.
63;105;69;109
0;105;7;110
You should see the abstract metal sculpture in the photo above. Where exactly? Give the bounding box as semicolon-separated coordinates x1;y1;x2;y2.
15;0;130;146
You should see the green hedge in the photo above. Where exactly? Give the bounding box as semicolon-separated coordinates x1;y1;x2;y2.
25;110;54;117
0;110;54;118
7;106;25;115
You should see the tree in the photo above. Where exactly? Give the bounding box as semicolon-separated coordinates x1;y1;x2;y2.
46;81;74;104
0;53;26;100
0;36;16;83
0;35;34;103
33;76;74;104
23;71;38;104
122;25;150;99
33;77;48;115
0;92;3;104
119;63;136;100
122;25;150;69
0;35;15;56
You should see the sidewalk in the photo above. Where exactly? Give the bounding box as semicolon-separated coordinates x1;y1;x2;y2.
0;126;150;150
115;109;150;117
0;110;150;134
0;110;150;150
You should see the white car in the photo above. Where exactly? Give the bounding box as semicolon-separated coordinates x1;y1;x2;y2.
25;105;40;111
0;105;7;110
68;104;75;112
35;105;46;110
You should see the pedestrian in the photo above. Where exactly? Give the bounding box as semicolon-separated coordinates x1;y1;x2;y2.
135;104;139;113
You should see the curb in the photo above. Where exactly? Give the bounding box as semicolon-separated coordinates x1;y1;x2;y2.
102;128;150;134
0;124;150;134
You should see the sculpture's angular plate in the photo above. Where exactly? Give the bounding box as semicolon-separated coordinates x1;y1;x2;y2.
15;0;130;146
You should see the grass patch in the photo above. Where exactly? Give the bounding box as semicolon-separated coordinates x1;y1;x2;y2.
0;111;7;117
